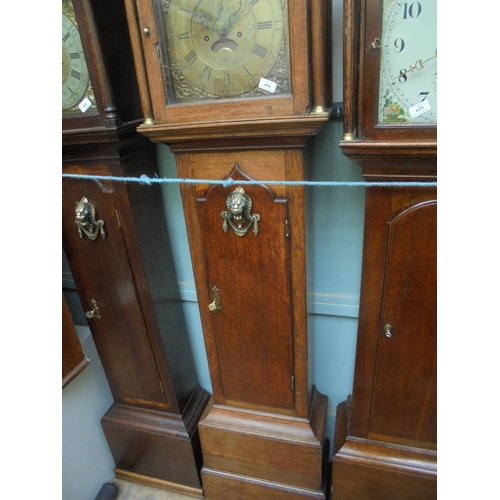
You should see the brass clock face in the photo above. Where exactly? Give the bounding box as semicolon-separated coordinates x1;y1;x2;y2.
62;0;95;113
378;0;437;124
158;0;290;102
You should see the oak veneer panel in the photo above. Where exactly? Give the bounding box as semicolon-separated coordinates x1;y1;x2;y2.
176;149;311;415
332;460;436;500
62;146;209;491
369;201;437;447
200;389;328;498
197;178;294;411
62;173;167;409
331;188;437;499
101;392;208;491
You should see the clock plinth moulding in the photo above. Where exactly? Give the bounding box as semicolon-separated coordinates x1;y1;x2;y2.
62;0;209;496
331;0;437;498
124;1;333;498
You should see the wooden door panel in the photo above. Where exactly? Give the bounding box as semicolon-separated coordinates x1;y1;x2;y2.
369;201;437;447
62;175;167;408
197;178;294;411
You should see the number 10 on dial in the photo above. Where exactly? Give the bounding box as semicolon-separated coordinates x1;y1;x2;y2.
378;0;437;124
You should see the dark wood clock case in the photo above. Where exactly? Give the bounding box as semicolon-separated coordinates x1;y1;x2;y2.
62;0;209;496
330;0;437;498
123;1;333;498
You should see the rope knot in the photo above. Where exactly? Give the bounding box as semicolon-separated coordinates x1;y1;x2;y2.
222;178;234;188
139;174;152;186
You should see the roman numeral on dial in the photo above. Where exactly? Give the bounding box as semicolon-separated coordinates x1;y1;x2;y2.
202;65;212;81
252;44;268;58
185;50;197;65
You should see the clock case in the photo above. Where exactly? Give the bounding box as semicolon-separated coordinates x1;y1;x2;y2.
62;0;209;496
331;0;437;498
124;1;333;498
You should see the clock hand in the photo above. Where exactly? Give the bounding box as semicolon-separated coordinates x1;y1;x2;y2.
218;1;244;37
394;50;437;80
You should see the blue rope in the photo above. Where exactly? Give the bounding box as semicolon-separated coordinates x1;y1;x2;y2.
62;173;437;188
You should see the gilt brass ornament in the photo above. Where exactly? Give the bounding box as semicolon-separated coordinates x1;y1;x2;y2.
221;186;260;237
75;196;106;240
208;286;222;312
85;298;101;319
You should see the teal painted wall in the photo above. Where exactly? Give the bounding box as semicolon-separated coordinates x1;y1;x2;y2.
157;118;365;457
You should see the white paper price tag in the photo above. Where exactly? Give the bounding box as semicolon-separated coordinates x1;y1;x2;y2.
258;78;277;93
409;100;431;118
79;97;92;113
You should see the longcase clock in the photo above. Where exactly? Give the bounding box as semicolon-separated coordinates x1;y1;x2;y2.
331;0;437;498
62;0;209;496
124;0;333;498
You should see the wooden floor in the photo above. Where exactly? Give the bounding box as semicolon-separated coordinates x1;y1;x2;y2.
114;479;198;500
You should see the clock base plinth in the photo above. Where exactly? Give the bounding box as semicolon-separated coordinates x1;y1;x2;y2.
331;441;436;500
199;387;328;500
201;468;326;500
331;402;436;500
113;470;204;499
101;386;210;494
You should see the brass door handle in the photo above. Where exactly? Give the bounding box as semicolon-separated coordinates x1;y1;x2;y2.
208;286;221;312
85;298;101;320
75;197;106;240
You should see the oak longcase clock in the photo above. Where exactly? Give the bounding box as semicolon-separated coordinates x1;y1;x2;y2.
124;0;333;498
331;0;437;498
62;0;209;496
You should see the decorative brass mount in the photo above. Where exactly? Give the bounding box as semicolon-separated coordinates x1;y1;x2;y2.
85;298;101;319
75;197;106;240
221;186;260;237
384;323;393;338
208;286;221;312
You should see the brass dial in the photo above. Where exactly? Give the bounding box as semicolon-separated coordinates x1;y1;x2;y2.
62;12;91;111
164;0;287;99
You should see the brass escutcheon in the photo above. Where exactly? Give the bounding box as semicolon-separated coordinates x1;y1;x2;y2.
208;286;221;312
85;298;101;320
384;323;393;338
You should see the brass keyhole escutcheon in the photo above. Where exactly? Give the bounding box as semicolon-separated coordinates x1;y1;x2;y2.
384;323;393;338
85;298;101;320
208;286;221;312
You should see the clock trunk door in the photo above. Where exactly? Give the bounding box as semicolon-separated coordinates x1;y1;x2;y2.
368;200;437;448
62;175;168;410
197;182;295;412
